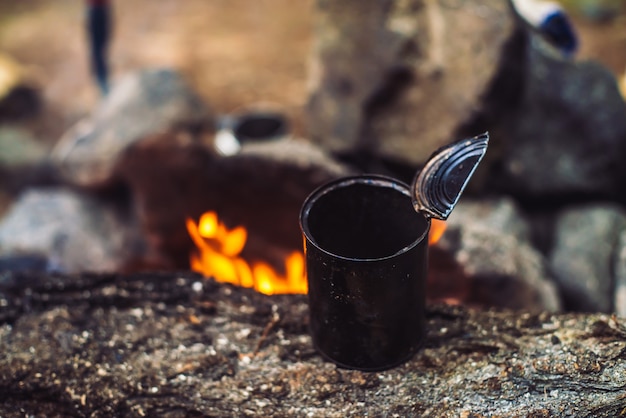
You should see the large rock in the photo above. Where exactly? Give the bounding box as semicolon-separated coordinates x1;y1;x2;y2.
491;41;626;199
52;68;215;188
549;204;626;312
2;272;626;417
435;198;561;311
306;0;518;166
0;188;145;273
613;228;626;317
307;0;626;200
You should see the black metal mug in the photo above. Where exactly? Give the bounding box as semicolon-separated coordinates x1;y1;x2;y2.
300;175;430;371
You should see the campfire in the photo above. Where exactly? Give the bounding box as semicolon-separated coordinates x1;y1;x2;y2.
186;210;306;295
0;0;624;316
3;1;626;415
186;210;448;296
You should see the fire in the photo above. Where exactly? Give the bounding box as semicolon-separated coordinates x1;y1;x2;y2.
187;211;446;296
186;211;307;295
429;218;447;245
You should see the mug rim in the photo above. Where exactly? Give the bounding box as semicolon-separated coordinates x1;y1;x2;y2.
299;174;431;262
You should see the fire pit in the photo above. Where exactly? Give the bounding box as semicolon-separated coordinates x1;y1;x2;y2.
2;0;626;414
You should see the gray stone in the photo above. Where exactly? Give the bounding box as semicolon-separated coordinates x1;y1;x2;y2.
51;68;215;188
307;0;626;199
445;198;532;242
494;41;626;198
549;204;626;312
614;229;626;317
437;198;561;311
306;0;517;166
0;188;144;273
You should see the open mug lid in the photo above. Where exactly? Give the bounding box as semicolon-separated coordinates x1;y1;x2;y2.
411;133;489;220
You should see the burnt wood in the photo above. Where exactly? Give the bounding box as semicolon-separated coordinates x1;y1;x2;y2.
1;271;625;417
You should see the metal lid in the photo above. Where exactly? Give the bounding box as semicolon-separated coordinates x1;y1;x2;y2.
411;133;489;220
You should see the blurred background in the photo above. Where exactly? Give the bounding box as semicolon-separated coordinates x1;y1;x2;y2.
0;0;314;150
0;0;623;143
0;0;625;166
1;0;626;312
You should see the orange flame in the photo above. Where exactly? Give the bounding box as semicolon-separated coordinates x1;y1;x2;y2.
187;211;446;296
186;211;307;295
429;219;447;245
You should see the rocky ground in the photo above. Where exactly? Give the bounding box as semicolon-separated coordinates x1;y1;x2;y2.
2;271;626;417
